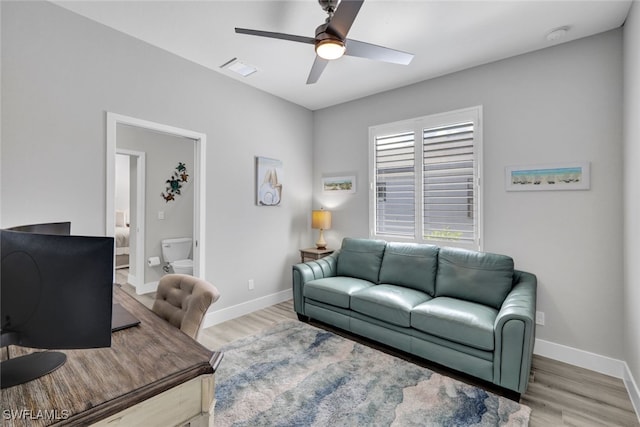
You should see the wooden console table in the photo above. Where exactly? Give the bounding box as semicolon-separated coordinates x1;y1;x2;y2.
0;286;222;427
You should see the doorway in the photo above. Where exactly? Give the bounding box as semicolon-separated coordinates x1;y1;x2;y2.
115;149;146;288
106;113;207;294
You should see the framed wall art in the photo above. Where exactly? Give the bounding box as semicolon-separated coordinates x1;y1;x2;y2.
322;175;356;194
505;162;590;191
256;156;283;206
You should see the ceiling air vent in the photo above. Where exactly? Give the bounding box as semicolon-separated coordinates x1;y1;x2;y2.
220;57;257;77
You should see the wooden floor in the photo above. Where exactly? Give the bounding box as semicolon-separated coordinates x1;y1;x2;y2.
117;273;638;426
200;301;639;427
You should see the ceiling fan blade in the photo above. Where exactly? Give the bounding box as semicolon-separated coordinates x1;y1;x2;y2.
306;56;329;84
345;39;414;65
326;0;364;39
235;28;315;45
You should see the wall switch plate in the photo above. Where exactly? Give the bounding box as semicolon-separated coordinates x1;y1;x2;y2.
158;211;165;220
248;279;254;291
536;311;545;326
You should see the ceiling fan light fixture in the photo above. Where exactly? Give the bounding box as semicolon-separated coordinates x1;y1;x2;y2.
315;39;346;60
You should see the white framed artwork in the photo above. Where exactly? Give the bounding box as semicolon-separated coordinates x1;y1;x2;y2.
256;156;283;206
322;175;356;194
505;162;590;191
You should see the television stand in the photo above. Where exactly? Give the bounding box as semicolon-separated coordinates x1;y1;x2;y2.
1;351;66;388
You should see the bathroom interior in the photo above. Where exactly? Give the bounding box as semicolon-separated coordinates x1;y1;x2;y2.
115;124;196;294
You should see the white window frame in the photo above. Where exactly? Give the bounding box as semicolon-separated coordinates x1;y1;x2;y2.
368;106;483;250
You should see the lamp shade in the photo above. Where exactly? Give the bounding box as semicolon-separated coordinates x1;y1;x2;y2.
312;210;332;230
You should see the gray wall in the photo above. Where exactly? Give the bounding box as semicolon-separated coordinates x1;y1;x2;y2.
114;154;130;214
314;30;624;359
623;0;640;398
0;1;314;309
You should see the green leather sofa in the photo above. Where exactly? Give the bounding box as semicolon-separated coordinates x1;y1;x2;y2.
292;238;537;394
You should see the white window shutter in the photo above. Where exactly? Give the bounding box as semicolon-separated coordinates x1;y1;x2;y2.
374;131;416;237
422;121;476;243
370;106;482;249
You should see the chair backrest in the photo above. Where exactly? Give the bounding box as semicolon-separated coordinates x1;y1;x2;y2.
152;274;220;339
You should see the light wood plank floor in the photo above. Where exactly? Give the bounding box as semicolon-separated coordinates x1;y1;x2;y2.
117;273;638;426
201;302;639;426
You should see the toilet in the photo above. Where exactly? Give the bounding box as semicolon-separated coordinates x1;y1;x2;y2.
161;237;194;275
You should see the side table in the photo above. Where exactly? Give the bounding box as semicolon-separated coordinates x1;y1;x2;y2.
299;248;334;263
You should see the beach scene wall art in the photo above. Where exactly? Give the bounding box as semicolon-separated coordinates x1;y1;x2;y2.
322;175;356;194
505;162;590;191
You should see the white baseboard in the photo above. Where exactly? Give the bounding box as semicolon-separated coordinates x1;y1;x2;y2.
135;280;159;295
535;338;640;422
534;338;626;378
624;362;640;423
201;288;292;329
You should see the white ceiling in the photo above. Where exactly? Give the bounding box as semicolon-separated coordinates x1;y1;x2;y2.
52;0;632;111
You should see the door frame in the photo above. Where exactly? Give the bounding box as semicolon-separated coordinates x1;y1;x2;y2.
106;112;207;288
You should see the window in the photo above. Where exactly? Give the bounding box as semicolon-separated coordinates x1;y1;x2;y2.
369;107;482;250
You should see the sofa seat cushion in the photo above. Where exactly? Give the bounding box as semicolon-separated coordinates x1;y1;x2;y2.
378;242;439;295
411;297;498;351
304;277;374;308
351;285;432;327
435;247;514;309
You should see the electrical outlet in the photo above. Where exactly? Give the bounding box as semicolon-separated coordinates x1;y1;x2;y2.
248;279;254;291
536;311;545;326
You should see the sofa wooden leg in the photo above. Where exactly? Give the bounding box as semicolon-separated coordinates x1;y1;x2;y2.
297;313;309;322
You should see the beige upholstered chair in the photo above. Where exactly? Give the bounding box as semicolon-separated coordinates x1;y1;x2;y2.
152;274;221;340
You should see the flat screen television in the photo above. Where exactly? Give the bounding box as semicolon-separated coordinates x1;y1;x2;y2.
1;222;114;388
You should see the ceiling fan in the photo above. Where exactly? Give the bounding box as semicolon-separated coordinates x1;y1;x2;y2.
235;0;414;84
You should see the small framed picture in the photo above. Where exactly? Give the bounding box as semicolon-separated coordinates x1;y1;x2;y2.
256;156;283;206
505;162;590;191
322;175;356;194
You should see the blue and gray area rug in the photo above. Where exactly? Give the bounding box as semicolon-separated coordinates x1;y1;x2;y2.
215;320;530;426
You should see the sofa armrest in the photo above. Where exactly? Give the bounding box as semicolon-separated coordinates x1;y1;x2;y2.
493;270;537;394
292;251;339;315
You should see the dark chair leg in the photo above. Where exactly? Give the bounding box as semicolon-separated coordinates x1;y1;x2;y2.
297;313;309;322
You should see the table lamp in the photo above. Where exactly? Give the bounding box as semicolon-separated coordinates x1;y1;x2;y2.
312;209;332;249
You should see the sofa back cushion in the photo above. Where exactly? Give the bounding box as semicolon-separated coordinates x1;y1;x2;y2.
435;247;514;309
337;238;387;284
378;242;439;295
